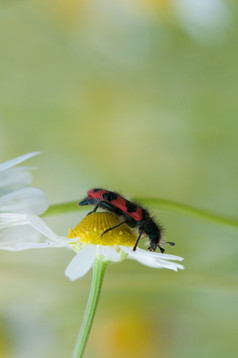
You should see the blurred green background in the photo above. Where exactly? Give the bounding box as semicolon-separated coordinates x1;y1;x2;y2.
0;0;238;357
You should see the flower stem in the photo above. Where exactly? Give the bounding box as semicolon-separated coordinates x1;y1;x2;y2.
41;201;82;217
72;258;109;358
141;198;238;229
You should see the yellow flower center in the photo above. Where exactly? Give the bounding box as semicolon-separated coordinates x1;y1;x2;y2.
68;212;136;249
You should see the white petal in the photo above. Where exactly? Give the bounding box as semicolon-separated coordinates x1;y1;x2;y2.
97;246;121;262
0;167;34;194
129;254;184;271
118;246;133;254
65;245;96;280
0;152;40;171
130;255;175;269
0;188;49;215
25;214;59;241
21;214;77;244
0;225;41;251
120;246;184;271
149;256;184;271
17;242;66;249
0;213;72;249
120;246;184;261
0;213;28;229
133;247;184;261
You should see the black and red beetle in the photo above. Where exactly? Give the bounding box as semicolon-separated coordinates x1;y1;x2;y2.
79;189;175;253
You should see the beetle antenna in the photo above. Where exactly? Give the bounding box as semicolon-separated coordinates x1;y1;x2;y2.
166;241;175;247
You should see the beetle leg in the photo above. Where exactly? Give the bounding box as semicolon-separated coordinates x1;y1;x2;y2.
87;200;104;215
132;226;144;251
101;220;128;237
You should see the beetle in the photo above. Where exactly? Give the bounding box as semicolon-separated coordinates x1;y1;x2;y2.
79;188;175;253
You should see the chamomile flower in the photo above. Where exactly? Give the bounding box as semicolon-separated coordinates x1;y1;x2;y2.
0;152;49;250
17;211;184;280
15;204;184;357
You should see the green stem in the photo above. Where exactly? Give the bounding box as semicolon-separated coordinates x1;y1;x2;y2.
41;201;82;217
142;198;238;229
72;258;109;358
43;199;238;230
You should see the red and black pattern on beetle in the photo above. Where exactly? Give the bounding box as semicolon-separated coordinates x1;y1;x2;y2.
79;189;175;253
